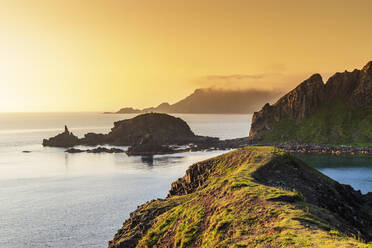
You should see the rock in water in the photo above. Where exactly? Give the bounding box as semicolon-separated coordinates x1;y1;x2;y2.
65;148;85;153
126;134;175;156
42;125;79;147
87;147;124;153
42;113;219;152
105;113;200;146
81;133;106;145
65;147;124;153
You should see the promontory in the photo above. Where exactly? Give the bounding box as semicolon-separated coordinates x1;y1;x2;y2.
108;147;372;247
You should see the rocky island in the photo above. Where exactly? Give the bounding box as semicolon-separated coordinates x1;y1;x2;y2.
108;147;372;247
250;61;372;147
42;113;236;155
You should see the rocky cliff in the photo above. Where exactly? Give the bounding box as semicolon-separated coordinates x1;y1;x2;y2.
108;147;372;248
250;61;372;145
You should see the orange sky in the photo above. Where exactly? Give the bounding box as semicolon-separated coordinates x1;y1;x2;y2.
1;0;372;112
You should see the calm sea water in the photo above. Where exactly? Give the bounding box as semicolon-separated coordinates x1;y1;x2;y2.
295;153;372;194
0;113;371;248
0;113;250;248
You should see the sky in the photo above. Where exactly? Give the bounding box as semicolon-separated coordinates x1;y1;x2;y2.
1;0;372;112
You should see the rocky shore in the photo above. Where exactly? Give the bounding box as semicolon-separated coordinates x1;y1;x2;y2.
273;143;372;155
65;147;125;154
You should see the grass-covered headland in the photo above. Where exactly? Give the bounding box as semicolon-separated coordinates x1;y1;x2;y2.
108;147;372;248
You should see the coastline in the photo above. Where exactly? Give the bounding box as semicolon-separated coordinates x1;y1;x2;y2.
271;143;372;155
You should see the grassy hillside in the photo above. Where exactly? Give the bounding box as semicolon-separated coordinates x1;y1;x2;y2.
263;101;372;146
109;147;372;248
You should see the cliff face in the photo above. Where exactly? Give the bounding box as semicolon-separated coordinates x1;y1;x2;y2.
108;147;372;248
250;61;372;145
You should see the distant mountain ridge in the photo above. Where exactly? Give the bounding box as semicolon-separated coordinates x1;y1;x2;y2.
250;61;372;145
109;88;282;114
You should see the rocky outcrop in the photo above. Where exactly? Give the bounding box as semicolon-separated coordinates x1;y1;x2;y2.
168;158;217;196
80;133;106;146
250;61;372;145
126;134;176;156
43;113;220;152
104;113;207;146
65;148;85;153
276;144;372;154
249;74;325;141
65;147;125;153
42;126;79;147
108;147;372;248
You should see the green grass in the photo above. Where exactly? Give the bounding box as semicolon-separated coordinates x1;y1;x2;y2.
114;147;371;248
262;100;372;146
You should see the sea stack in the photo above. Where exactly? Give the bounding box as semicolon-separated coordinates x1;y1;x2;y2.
42;125;79;147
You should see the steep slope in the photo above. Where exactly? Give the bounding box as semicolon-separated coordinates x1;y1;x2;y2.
250;61;372;145
108;147;372;248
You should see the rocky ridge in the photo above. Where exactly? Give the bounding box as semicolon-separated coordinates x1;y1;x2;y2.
108;147;372;248
250;61;372;145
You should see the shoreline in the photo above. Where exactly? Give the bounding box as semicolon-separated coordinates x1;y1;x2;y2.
272;144;372;155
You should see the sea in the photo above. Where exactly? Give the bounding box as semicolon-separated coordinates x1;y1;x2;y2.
0;112;371;248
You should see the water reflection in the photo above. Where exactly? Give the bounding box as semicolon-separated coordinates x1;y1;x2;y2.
141;155;154;166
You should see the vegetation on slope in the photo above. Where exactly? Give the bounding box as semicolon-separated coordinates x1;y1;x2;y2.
262;101;372;146
109;147;372;248
250;62;372;146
